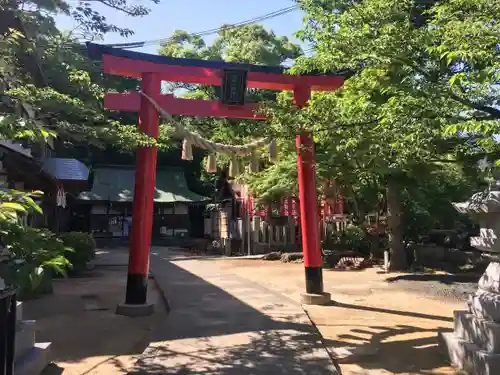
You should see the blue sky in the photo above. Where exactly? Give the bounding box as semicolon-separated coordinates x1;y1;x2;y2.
56;0;305;54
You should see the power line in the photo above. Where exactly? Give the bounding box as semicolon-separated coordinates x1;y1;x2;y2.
105;5;298;49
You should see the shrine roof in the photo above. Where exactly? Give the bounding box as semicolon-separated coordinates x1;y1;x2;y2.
77;167;208;203
43;157;89;181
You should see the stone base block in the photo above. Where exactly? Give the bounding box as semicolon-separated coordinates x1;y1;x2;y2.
439;331;500;375
300;292;331;306
468;291;500;322
116;302;154;317
14;342;51;375
455;310;500;353
15;320;36;362
478;262;500;294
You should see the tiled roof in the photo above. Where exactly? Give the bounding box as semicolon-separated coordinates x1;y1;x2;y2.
77;167;208;203
0;141;32;158
43;158;89;181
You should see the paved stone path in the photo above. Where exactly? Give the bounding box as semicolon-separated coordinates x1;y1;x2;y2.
128;248;340;375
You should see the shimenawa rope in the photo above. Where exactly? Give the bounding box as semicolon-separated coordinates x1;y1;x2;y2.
138;90;278;175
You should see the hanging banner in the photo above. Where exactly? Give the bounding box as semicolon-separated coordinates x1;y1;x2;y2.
56;186;67;208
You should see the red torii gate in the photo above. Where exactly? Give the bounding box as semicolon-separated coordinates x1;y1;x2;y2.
87;43;346;314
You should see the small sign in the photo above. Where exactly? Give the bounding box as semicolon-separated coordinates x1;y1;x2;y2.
221;69;248;105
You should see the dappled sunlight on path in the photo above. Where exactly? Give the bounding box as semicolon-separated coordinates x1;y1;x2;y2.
187;254;465;374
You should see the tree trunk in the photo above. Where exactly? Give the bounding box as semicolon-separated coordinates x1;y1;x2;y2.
386;175;407;271
347;185;362;222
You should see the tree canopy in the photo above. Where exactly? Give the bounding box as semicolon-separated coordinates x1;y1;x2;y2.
254;0;499;269
154;4;495;270
0;0;167;151
157;24;304;189
0;0;163;289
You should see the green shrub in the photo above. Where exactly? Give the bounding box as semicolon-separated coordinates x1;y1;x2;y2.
0;224;72;299
59;232;96;274
322;224;370;253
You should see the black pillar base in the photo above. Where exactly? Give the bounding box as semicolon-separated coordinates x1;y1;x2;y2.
305;266;323;294
125;273;148;305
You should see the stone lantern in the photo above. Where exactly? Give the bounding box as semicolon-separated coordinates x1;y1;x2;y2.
440;182;500;374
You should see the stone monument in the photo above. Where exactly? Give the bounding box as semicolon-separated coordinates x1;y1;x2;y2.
440;181;500;375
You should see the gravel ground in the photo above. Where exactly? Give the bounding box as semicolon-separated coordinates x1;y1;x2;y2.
385;273;480;302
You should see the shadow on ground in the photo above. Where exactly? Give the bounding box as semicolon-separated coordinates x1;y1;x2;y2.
23;264;166;375
308;299;457;373
333;301;454;322
141;250;462;375
27;248;463;375
385;273;480;285
129;253;341;374
324;324;453;373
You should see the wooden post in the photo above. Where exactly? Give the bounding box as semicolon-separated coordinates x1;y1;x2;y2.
124;73;159;309
296;131;323;295
287;216;295;245
261;220;268;244
269;224;275;248
252;216;261;245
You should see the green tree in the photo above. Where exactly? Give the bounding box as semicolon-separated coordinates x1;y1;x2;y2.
0;0;161;291
160;25;302;65
157;24;303;189
1;0;166;151
270;0;499;270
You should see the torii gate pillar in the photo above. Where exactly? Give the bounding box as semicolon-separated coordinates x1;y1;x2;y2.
116;73;159;316
294;86;330;305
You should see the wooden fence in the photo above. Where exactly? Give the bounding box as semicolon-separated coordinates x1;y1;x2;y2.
204;210;350;255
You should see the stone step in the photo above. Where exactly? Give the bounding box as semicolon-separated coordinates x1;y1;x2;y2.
14;342;51;375
454;310;500;353
15;320;36;362
439;331;500;375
